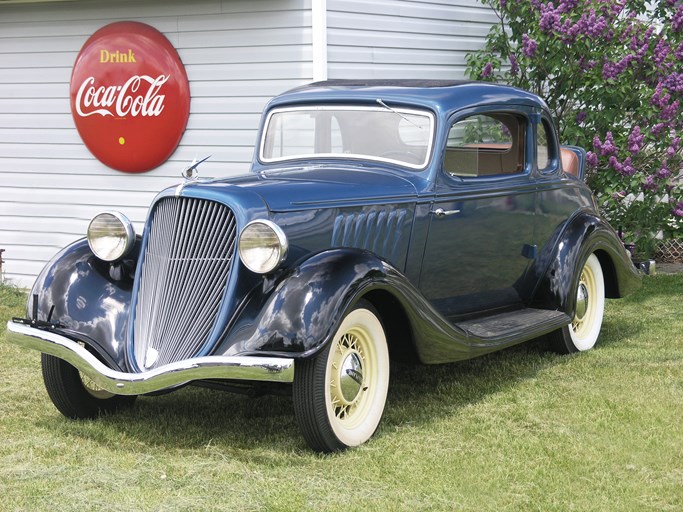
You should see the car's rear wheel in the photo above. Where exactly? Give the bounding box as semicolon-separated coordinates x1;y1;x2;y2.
548;253;605;354
41;353;137;419
293;299;390;452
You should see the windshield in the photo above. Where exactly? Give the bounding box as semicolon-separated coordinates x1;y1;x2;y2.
259;105;435;170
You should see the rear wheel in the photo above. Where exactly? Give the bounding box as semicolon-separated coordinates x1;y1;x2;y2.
293;300;390;452
41;353;137;419
548;253;605;354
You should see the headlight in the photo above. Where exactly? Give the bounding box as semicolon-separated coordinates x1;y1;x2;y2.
87;211;135;262
238;219;288;274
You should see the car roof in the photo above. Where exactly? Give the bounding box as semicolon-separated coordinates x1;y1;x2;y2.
267;79;549;114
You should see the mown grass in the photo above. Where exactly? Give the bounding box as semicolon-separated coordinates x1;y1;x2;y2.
1;276;682;511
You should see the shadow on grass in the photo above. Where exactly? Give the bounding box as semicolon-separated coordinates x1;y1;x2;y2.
37;339;588;456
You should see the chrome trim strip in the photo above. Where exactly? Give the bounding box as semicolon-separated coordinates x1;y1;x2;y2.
5;321;295;395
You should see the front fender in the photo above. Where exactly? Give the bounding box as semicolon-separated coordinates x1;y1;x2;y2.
27;237;140;370
531;209;641;314
218;249;389;358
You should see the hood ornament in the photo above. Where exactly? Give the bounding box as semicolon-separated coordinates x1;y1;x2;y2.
181;155;211;181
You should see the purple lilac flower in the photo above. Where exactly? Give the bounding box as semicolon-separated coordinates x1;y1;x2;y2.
661;100;681;121
651;85;671;109
500;0;507;8
663;73;683;93
540;3;562;33
481;62;493;78
642;175;657;192
557;0;579;13
629;26;654;60
657;163;672;179
612;190;626;201
667;137;681;157
595;132;618;157
579;56;597;71
576;111;587;123
522;34;538;58
675;42;683;61
602;55;635;80
654;39;671;67
652;123;667;136
621;157;636;177
609;0;625;16
609;156;636;177
579;10;609;38
509;54;519;76
627;126;645;155
673;6;683;33
586;151;598;167
673;202;683;217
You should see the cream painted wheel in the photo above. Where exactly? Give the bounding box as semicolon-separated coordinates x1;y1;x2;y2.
549;253;605;354
293;300;390;452
80;372;116;399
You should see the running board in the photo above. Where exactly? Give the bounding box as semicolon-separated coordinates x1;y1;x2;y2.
456;308;571;349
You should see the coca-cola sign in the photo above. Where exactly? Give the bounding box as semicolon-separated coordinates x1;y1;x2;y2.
70;22;190;173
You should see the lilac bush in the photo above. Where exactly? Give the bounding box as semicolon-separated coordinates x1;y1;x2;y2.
467;0;683;257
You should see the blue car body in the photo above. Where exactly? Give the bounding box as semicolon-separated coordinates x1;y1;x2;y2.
6;80;640;450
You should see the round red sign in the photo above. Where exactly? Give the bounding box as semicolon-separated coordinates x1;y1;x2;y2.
70;21;190;173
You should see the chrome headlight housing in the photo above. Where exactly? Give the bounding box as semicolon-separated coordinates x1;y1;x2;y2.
238;219;288;274
87;211;135;262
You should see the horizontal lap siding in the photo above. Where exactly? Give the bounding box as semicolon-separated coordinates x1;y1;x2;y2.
326;0;495;79
0;0;313;287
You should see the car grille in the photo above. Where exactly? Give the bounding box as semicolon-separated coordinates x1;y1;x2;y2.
132;196;237;370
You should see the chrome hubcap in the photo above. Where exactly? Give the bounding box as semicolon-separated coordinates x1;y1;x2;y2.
339;352;364;403
575;282;589;322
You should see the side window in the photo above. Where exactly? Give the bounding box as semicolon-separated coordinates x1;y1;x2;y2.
444;113;525;177
537;119;552;171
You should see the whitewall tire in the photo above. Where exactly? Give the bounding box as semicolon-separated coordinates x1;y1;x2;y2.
293;299;390;452
549;253;605;353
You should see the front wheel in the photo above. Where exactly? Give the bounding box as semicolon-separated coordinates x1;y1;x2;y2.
293;300;390;452
548;253;605;354
41;354;137;419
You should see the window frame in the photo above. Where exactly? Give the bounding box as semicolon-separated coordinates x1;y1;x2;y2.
537;115;561;175
258;105;436;171
441;108;532;181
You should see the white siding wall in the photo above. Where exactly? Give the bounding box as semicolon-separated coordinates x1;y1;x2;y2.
0;0;493;288
326;0;495;79
0;0;313;287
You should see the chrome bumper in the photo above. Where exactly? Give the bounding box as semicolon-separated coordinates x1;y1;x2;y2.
5;321;295;395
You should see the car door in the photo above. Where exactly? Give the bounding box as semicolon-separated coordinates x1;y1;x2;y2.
419;109;538;320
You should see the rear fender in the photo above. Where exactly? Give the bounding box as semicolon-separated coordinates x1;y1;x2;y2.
531;210;640;314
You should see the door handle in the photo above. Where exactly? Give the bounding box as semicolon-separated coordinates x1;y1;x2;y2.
431;207;460;218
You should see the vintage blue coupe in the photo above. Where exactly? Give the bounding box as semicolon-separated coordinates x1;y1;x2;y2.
6;80;640;452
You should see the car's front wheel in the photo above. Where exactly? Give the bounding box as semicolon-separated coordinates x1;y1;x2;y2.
293;299;390;452
548;253;605;354
41;354;137;419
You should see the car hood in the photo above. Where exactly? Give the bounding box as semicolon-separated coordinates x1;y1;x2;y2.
207;165;421;212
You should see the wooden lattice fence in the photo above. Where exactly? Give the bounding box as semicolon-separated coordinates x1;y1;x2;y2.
656;239;683;263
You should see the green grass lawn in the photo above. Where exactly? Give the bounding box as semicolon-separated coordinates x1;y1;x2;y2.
1;276;681;511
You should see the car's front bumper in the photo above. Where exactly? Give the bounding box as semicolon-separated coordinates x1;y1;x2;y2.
5;321;295;395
